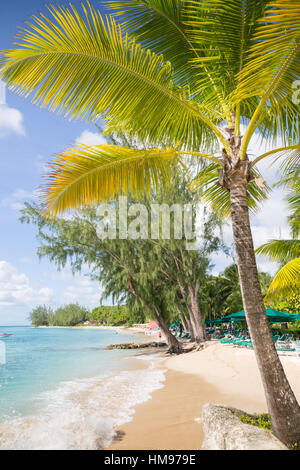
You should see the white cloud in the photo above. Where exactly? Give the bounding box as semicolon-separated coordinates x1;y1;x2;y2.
62;276;103;307
76;129;106;146
0;104;25;138
0;81;25;138
43;265;104;308
0;83;25;138
0;261;54;307
0;188;38;211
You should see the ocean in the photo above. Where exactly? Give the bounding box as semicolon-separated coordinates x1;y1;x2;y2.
0;326;166;450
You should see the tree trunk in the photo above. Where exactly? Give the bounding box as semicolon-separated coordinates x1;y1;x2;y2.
180;315;189;334
153;307;182;354
229;171;300;447
185;314;195;341
188;284;207;342
177;282;196;341
128;280;182;354
185;316;193;336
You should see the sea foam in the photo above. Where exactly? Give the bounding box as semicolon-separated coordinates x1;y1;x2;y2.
0;354;166;450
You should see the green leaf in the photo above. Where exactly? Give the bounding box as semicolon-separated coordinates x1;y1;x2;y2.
0;1;221;151
266;258;300;301
43;143;184;214
237;0;300;150
256;240;300;264
190;163;270;218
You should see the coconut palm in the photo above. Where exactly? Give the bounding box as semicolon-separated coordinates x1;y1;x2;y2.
1;0;300;446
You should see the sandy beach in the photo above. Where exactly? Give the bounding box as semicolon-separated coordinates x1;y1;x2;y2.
109;341;300;450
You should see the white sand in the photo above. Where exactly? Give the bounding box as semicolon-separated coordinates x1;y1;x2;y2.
166;341;300;413
109;341;300;449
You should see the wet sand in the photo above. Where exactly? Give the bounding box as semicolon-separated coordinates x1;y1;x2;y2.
109;368;224;450
109;342;300;450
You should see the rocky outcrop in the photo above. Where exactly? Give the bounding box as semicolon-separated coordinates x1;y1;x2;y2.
201;404;288;450
106;341;167;350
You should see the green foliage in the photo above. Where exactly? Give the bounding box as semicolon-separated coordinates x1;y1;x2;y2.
20;178;224;329
271;294;300;315
50;304;89;326
240;413;273;433
272;327;300;338
29;305;53;327
30;303;89;327
201;265;273;319
257;173;300;302
2;1;298;218
89;305;138;326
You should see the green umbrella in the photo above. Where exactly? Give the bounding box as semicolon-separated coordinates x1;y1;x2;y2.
222;308;298;323
205;318;224;325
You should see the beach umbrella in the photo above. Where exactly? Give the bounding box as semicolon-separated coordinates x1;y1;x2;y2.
222;308;298;323
205;318;224;325
149;320;159;331
170;322;181;328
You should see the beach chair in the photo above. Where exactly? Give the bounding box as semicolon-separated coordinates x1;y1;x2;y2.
276;335;293;349
291;341;300;356
181;331;191;339
220;333;236;343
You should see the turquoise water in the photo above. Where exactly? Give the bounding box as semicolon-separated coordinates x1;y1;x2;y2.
0;326;165;450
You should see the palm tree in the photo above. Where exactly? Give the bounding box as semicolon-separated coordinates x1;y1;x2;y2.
1;0;300;446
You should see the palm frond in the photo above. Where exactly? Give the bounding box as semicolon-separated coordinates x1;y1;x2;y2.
42;144;184;214
237;0;300;152
251;144;300;168
266;258;300;301
0;1;223;152
276;146;300;186
185;0;266;99
256;240;300;264
189;162;270;218
105;0;230;118
105;1;197;87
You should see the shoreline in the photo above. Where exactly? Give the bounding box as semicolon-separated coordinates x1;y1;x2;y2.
33;324;158;335
0;326;166;450
108;341;300;450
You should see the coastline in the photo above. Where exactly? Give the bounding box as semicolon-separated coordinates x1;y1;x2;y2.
0;326;166;450
109;341;300;450
33;325;156;334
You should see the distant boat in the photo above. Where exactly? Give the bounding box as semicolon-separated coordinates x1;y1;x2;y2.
0;333;12;338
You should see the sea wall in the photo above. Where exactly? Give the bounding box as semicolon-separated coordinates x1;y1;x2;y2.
201;404;288;450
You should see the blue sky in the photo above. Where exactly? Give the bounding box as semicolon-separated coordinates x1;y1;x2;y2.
0;1;290;325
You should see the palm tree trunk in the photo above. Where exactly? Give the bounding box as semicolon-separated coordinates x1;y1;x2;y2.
230;172;300;447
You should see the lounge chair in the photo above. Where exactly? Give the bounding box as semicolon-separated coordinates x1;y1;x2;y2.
276;334;293;348
181;331;191;339
291;341;300;356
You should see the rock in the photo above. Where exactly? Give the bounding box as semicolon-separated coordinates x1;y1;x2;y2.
106;341;167;350
201;404;288;450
